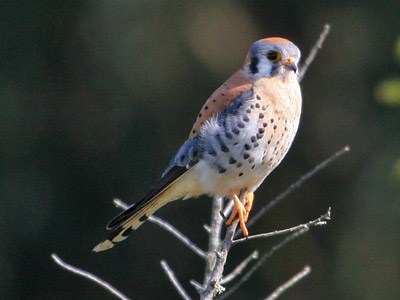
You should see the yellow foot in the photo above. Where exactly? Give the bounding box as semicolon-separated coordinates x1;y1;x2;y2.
226;192;249;236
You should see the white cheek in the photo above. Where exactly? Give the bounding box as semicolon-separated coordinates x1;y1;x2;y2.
256;57;273;76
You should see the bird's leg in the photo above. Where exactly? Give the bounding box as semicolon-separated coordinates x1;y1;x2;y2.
244;192;254;222
226;192;249;236
225;193;241;225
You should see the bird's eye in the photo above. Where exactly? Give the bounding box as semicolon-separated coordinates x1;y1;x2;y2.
266;51;280;62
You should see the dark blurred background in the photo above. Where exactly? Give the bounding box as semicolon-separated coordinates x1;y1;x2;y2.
1;1;400;299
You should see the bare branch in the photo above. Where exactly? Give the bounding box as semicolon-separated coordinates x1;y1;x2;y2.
298;24;331;81
51;254;130;300
265;265;311;300
201;221;237;299
201;194;245;300
221;250;259;285
217;228;310;300
233;208;331;245
113;199;207;259
203;197;225;286
160;260;192;300
208;197;224;256
244;146;349;232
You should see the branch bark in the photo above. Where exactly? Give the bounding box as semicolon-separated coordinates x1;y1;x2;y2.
200;193;245;299
203;197;224;286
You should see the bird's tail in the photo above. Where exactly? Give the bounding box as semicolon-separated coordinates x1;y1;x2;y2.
93;167;196;252
93;194;168;252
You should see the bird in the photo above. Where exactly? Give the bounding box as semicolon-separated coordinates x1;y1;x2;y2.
93;37;302;252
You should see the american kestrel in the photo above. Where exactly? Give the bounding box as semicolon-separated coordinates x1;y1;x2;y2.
94;37;302;252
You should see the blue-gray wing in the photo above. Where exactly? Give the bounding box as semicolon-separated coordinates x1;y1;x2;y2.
162;136;201;176
163;88;254;177
217;89;254;127
106;89;252;230
163;88;253;177
197;89;254;170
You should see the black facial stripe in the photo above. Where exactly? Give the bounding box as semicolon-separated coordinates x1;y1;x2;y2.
249;56;259;74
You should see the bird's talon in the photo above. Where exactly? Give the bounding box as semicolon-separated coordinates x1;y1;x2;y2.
226;192;249;236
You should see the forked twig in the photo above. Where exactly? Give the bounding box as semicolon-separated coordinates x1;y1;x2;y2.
265;265;311;300
217;228;310;300
51;254;130;300
161;260;192;300
233;208;331;245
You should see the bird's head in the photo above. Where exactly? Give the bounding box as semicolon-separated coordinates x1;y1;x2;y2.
244;37;301;80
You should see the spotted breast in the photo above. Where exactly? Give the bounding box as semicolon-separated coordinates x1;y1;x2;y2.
192;68;301;197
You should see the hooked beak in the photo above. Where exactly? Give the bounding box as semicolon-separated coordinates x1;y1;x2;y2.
283;57;298;73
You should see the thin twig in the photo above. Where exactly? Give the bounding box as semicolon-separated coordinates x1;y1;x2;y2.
217;228;309;300
298;24;331;81
113;199;207;259
221;250;259;285
233;208;331;245
265;265;311;300
160;260;192;300
51;254;130;300
244;146;349;232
